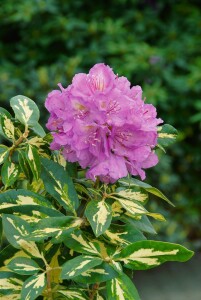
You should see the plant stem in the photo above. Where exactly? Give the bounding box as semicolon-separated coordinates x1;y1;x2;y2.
9;127;29;157
46;266;53;300
89;283;99;300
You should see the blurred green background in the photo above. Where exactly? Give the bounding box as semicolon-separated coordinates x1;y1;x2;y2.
0;0;201;250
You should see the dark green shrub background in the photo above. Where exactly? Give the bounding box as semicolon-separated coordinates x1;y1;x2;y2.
0;0;200;249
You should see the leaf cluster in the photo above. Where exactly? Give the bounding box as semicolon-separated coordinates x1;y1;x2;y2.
0;96;193;299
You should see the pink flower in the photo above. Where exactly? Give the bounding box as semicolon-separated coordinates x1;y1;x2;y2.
45;63;162;183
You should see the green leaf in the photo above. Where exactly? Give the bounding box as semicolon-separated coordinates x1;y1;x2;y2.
30;123;46;137
157;124;178;147
21;273;47;300
85;200;112;237
0;271;23;296
95;291;105;300
1;160;20;187
10;95;40;126
64;230;101;256
25;144;41;181
41;157;79;214
123;215;157;235
61;255;102;280
7;257;41;276
119;177;174;206
114;240;194;270
106;273;141;300
29;216;82;242
73;262;119;284
104;223;146;246
0;112;15;140
0;145;9;165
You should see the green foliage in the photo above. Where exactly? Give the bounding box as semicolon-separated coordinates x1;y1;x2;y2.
0;97;193;299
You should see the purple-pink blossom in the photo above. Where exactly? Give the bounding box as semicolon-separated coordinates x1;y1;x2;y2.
45;63;162;183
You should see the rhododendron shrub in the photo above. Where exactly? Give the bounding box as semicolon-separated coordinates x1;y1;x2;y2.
0;65;193;300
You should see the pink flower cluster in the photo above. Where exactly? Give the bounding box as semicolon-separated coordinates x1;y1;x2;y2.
45;63;162;183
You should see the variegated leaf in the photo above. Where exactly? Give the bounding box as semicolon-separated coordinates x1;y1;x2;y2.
106;273;141;300
157;124;177;147
21;273;46;300
61;255;102;280
28;136;46;148
0;189;54;210
1;160;20;187
2;214;32;248
7;257;41;276
73;262;118;284
10;95;40;126
104;223;145;246
41;157;79;214
114;240;194;270
2;214;44;259
0;107;12;138
56;289;87;300
64;230;101;256
29;216;82;242
18;150;33;181
25;144;41;181
0;271;23;295
85;200;112;237
0;145;9;165
111;201;124;217
115;196;165;221
115;187;148;203
0;293;21;300
0;114;15;140
7;206;63;224
119;177;174;206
